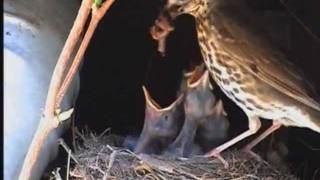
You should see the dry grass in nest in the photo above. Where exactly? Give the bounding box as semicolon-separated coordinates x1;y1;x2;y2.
51;129;298;180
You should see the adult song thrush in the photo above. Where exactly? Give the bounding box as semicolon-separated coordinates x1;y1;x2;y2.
161;0;320;161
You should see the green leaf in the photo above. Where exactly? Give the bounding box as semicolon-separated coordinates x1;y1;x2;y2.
55;108;74;123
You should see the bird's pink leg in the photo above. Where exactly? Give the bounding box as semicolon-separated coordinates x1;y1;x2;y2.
205;116;261;168
242;121;282;160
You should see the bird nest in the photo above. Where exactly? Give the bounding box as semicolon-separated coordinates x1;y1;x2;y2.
50;129;298;180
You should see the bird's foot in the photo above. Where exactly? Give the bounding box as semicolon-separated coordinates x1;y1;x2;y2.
204;149;229;169
242;148;263;161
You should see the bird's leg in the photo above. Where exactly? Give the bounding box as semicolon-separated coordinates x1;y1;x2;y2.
205;116;261;166
242;121;282;160
150;14;174;56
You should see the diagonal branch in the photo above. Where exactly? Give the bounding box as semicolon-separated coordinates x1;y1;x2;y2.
56;0;115;107
18;0;93;179
45;0;92;117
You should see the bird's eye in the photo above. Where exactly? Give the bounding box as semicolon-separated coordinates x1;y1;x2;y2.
164;115;169;120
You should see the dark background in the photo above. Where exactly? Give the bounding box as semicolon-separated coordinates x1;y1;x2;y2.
72;0;320;179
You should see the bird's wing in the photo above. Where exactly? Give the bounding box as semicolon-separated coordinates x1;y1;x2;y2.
211;7;320;112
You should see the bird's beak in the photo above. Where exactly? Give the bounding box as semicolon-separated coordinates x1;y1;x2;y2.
187;65;207;88
142;86;162;111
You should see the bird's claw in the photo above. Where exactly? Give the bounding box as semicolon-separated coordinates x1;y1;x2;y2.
242;148;263;161
205;149;229;169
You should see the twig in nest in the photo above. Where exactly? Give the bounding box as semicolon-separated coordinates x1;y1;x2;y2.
138;154;175;174
233;174;260;180
71;114;78;153
106;145;115;151
104;150;118;180
154;173;168;180
50;168;63;180
174;169;202;180
75;127;86;142
66;147;71;180
98;127;111;139
58;139;80;165
142;173;161;180
89;165;106;176
69;169;85;179
138;154;202;180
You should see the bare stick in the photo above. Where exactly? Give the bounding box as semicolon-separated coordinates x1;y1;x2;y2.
18;0;92;179
51;168;63;180
58;139;80;165
46;0;92;115
66;148;71;180
104;150;118;180
98;127;111;138
56;0;115;107
71;115;77;152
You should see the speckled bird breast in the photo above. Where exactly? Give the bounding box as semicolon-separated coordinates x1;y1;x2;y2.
194;18;289;120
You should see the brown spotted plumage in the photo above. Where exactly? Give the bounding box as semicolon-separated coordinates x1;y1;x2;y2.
163;0;320;163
